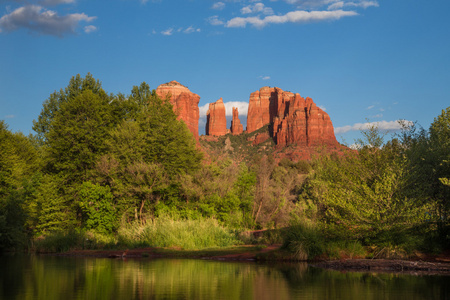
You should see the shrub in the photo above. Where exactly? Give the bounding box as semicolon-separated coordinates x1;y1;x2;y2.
282;223;325;260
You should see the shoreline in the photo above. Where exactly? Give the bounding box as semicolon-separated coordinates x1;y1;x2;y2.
43;245;450;276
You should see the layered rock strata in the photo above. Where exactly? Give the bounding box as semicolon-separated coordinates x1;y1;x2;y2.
156;81;200;140
247;86;338;147
206;98;227;136
230;107;244;135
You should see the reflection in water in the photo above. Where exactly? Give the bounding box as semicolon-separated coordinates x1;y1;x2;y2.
0;254;449;300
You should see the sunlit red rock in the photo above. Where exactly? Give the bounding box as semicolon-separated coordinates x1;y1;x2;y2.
205;98;227;136
230;107;244;135
247;86;338;148
156;80;200;140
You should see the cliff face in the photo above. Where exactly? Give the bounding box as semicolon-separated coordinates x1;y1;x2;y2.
156;80;200;140
206;98;227;136
230;107;244;135
247;86;338;147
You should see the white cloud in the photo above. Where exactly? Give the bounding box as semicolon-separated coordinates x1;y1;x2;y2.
241;3;274;15
226;9;358;28
83;24;96;33
367;105;374;109
199;101;249;118
199;103;209;118
161;27;173;35
223;101;249;116
41;0;76;5
207;15;224;26
318;105;326;111
285;0;336;9
260;75;270;80
212;2;225;10
328;1;344;10
4;114;15;119
285;0;378;10
160;26;200;35
329;0;378;10
0;5;96;36
183;26;200;33
335;120;413;134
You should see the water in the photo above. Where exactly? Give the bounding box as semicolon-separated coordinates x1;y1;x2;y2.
0;254;448;300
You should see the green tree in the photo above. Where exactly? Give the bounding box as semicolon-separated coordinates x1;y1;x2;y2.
300;125;427;244
93;82;202;220
0;121;40;249
79;182;116;234
398;108;450;246
34;174;77;234
32;73;107;144
44;89;116;184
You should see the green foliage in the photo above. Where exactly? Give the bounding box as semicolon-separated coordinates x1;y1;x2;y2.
44;89;115;183
0;192;28;251
0;121;40;251
397;108;450;247
79;182;117;234
32;73;107;144
34;174;77;234
118;217;240;250
300;125;428;244
282;223;325;260
33;229;85;252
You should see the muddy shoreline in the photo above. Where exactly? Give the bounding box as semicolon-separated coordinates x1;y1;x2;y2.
48;246;450;276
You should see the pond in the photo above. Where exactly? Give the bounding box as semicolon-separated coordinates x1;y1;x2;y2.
0;254;448;299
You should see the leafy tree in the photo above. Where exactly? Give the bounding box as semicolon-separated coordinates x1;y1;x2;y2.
0;122;41;250
32;73;107;144
79;182;116;234
34;174;77;234
300;125;428;243
398;108;450;246
93;82;202;220
428;107;450;222
44;89;116;184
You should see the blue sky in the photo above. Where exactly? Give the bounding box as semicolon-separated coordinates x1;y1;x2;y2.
1;0;449;145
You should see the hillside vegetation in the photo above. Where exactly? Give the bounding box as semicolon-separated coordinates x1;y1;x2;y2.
1;74;448;259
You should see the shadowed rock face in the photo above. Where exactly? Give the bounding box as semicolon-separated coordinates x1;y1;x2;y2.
156;80;200;140
247;86;338;147
206;98;227;136
230;107;244;135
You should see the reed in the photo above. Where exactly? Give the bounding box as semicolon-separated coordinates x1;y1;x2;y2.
118;216;240;250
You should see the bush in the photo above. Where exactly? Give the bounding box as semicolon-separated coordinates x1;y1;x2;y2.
282;223;325;260
33;230;84;252
33;230;117;252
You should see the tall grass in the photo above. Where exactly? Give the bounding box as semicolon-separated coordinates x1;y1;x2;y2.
281;223;367;261
118;217;240;250
282;223;325;260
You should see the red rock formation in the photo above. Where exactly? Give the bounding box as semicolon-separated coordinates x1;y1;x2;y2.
273;96;337;147
252;132;270;145
206;98;227;136
247;87;295;133
247;86;338;148
156;80;200;140
230;107;244;135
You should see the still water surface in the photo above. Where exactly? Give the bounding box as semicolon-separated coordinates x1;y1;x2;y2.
0;254;448;300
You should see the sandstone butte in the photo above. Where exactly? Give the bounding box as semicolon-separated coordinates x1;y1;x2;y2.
206;98;227;136
155;80;200;141
247;86;339;148
230;107;244;135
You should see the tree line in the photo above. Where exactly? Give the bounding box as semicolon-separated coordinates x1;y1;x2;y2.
0;73;448;253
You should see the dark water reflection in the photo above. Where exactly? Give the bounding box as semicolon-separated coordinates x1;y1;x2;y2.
0;254;449;300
